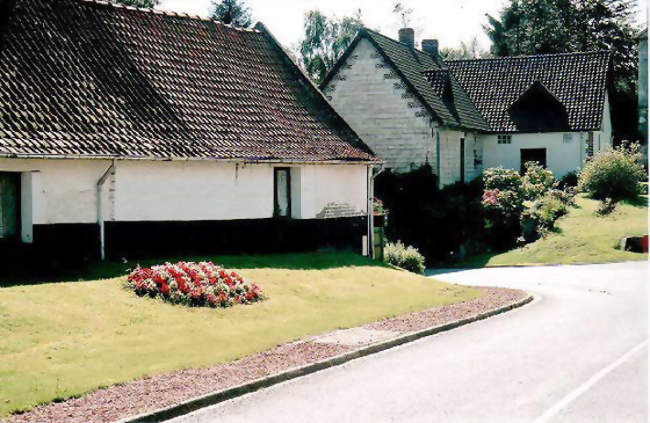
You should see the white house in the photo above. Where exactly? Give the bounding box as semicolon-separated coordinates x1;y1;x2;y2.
0;0;380;262
321;27;612;186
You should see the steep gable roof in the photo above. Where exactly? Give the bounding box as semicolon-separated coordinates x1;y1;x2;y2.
321;28;489;132
0;0;378;162
443;51;611;133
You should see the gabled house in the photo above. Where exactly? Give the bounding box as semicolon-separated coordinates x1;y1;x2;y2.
0;0;380;261
321;27;612;185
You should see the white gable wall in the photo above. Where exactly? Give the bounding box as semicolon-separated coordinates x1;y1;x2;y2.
323;38;436;173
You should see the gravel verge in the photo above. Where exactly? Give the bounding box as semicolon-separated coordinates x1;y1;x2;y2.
5;287;527;423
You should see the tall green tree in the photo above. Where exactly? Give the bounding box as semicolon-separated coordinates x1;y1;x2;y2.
109;0;159;7
484;0;640;137
298;9;364;83
210;0;252;28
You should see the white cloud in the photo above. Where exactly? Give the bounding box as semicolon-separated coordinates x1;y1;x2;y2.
158;0;648;51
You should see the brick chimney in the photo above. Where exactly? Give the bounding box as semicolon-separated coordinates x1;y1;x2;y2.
398;28;415;49
422;39;439;57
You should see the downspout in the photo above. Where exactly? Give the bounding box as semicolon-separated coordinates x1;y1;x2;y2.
97;159;116;261
367;164;384;259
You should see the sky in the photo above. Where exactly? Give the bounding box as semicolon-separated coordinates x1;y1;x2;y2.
158;0;648;52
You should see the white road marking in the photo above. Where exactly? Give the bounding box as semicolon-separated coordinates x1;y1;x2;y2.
534;339;649;423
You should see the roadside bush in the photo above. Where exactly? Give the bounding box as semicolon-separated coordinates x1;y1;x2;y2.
483;166;523;192
522;161;555;201
384;241;426;274
482;167;524;249
521;193;569;241
577;141;646;201
126;262;263;308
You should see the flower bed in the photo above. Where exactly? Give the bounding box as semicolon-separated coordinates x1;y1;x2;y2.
126;262;263;308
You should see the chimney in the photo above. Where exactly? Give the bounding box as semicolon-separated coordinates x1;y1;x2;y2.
398;28;415;49
422;39;439;57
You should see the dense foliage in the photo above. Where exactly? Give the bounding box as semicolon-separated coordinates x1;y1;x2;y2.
298;10;364;83
484;0;640;137
210;0;252;28
384;241;426;274
577;141;646;200
127;262;263;308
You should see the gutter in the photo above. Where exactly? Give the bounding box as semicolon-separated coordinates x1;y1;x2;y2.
367;164;384;259
97;159;116;261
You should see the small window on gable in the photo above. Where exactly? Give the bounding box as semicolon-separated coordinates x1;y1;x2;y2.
498;134;512;144
563;133;573;143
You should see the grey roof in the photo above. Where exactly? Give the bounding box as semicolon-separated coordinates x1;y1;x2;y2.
0;0;379;162
443;51;611;133
321;28;490;132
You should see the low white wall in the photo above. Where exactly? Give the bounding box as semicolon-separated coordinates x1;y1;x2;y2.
481;132;587;177
0;159;369;228
438;129;483;187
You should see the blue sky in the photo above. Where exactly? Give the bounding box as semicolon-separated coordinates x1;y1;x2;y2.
158;0;648;52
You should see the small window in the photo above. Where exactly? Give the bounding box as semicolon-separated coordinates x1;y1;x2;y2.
563;133;573;143
497;134;512;144
274;168;291;217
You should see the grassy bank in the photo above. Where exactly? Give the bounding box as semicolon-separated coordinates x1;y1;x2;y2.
0;252;479;416
457;195;648;267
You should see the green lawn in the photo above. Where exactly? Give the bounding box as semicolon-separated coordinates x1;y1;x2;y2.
458;195;648;267
0;252;479;416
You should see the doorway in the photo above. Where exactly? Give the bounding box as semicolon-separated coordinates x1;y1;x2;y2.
520;148;547;173
0;172;20;240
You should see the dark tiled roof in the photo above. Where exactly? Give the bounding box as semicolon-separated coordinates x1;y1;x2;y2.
0;0;378;162
322;29;489;132
442;52;611;133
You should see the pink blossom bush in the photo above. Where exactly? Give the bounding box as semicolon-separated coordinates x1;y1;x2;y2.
126;262;263;308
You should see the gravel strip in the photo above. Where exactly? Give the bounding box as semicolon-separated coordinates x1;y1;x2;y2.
365;287;527;333
6;287;526;423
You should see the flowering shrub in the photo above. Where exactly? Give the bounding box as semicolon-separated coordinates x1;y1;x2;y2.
521;193;569;241
577;141;646;201
126;262;263;308
522;161;555;201
384;241;426;274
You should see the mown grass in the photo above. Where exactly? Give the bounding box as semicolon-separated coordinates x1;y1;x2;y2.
457;195;648;267
0;252;479;416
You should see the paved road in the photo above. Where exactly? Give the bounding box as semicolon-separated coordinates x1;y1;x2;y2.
168;262;648;423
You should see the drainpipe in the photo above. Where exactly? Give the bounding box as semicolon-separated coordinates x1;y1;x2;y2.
367;164;384;259
97;159;116;261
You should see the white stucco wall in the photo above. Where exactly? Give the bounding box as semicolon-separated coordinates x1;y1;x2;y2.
298;165;368;218
481;132;588;177
437;129;483;187
0;158;369;230
323;38;436;172
597;92;613;153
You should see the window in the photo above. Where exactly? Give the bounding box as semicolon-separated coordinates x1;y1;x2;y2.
497;134;512;144
274;168;291;217
563;133;573;143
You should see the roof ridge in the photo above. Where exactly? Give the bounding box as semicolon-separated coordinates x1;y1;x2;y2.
77;0;260;32
445;50;610;63
362;27;434;57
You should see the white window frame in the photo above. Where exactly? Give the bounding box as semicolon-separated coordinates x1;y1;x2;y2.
497;134;512;145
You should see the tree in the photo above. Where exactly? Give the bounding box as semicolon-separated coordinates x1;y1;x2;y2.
440;37;492;60
109;0;159;7
484;0;640;138
298;9;364;83
210;0;252;28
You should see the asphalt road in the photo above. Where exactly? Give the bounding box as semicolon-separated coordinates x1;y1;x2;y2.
168;261;648;423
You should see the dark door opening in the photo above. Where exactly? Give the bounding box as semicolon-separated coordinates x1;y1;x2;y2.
520;148;547;173
274;168;291;217
460;138;465;183
0;172;20;241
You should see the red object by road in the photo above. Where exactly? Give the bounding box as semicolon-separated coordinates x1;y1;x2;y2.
642;235;648;253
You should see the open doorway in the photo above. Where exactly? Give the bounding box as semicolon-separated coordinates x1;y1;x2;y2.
520;148;547;173
0;172;20;241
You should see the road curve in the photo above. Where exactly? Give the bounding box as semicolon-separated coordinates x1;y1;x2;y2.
168;261;648;423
